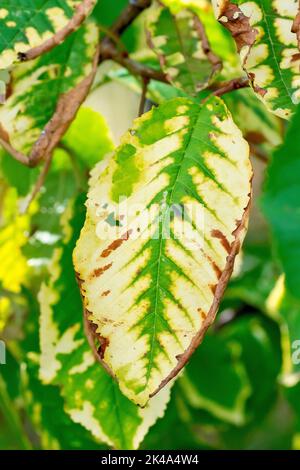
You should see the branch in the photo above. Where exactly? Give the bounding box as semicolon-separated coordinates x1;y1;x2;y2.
22;153;53;213
110;51;168;82
211;77;250;97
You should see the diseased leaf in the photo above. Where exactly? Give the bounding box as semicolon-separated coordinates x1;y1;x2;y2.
261;104;300;299
73;96;252;406
147;2;221;95
38;197;171;450
212;0;300;118
0;22;99;165
0;0;96;68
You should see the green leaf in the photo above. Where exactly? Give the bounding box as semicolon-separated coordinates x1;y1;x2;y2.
0;0;96;68
179;332;251;425
147;2;221;96
74;96;252;406
212;0;300;119
0;22;99;163
61;107;114;169
266;275;300;384
38;196;171;450
22;361;108;450
261;104;300;299
224;87;282;150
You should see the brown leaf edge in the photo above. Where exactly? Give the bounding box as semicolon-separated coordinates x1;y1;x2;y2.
0;45;100;167
17;0;97;62
214;1;269;98
75;181;253;407
146;5;222;95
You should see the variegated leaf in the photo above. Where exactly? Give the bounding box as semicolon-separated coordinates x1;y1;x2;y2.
147;2;221;96
0;22;99;164
73;96;252;406
38;197;171;450
0;0;96;68
212;0;300;119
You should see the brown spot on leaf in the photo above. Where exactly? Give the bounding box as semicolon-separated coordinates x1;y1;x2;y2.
100;229;132;258
91;262;112;278
97;335;109;360
211;229;231;254
101;290;111;297
197;308;207;320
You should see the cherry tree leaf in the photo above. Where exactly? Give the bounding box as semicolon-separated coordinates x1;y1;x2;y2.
212;0;300;119
73;96;252;406
0;22;99;165
0;0;96;68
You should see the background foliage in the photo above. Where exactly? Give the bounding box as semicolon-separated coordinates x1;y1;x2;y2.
0;0;300;450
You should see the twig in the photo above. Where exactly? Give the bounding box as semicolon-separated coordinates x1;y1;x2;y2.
111;52;168;82
138;77;150;116
22;153;53;213
211;77;250;97
20;0;96;61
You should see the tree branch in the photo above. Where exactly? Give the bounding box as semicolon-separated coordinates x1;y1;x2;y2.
211;77;250;97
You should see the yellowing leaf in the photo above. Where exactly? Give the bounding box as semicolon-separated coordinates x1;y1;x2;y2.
73;96;252;406
0;22;99;165
38;197;171;450
212;0;300;119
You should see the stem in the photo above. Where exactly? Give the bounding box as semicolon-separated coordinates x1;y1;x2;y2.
211;77;250;97
138;77;150;116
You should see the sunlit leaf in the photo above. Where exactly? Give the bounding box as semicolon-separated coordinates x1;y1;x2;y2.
0;22;99;164
212;0;300;118
74;96;252;406
0;0;96;68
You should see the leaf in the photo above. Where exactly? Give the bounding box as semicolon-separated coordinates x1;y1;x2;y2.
0;187;33;293
73;96;252;406
147;2;221;95
0;0;96;68
179;332;251;425
212;0;300;118
38;196;171;450
261;104;300;299
61;106;114;169
0;22;99;165
22;361;108;450
223;87;282;150
266;275;300;384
